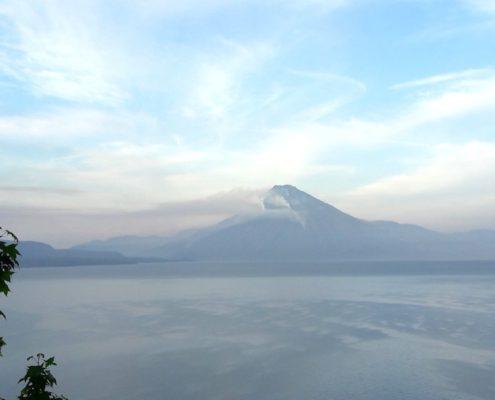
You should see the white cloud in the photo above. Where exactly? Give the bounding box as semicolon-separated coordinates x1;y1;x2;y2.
401;73;495;127
275;69;366;122
0;108;158;141
135;0;351;18
399;76;495;128
181;39;275;120
353;142;495;197
0;130;351;213
4;67;495;212
340;141;495;231
463;0;495;14
2;0;495;241
326;68;495;148
221;132;324;185
11;142;211;210
0;0;127;104
391;68;493;90
241;68;495;164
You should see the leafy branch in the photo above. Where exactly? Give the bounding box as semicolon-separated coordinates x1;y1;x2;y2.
18;354;67;400
1;227;68;400
0;227;20;356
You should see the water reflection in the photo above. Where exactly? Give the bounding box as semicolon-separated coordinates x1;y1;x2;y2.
1;264;494;400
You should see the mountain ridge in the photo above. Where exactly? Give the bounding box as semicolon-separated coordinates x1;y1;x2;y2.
74;184;495;262
143;185;495;261
17;241;164;267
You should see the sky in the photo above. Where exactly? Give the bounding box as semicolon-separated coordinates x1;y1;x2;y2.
1;0;495;246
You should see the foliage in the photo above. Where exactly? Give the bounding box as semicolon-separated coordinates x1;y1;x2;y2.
0;227;20;356
0;228;68;400
17;354;67;400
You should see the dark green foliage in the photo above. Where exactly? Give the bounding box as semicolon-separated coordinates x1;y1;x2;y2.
0;227;19;356
0;228;68;400
1;227;20;400
17;354;67;400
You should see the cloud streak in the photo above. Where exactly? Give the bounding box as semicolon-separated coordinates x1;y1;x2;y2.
0;1;128;104
391;68;493;90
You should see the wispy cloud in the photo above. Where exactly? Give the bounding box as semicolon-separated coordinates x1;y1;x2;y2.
462;0;495;14
352;142;495;198
0;108;159;141
402;72;495;126
1;0;495;242
344;141;495;231
391;68;493;90
181;39;275;121
6;67;495;211
0;0;127;104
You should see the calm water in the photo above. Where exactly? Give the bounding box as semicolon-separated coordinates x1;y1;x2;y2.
1;262;495;400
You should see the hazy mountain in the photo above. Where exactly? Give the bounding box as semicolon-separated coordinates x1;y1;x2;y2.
146;185;495;261
17;241;159;267
72;229;206;258
73;235;171;257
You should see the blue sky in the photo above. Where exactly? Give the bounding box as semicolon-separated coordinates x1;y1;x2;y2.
1;0;495;245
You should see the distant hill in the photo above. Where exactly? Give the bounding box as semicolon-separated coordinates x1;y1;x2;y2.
76;185;495;262
17;241;161;267
72;235;171;257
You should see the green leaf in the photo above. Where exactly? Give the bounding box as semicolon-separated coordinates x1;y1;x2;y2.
18;354;68;400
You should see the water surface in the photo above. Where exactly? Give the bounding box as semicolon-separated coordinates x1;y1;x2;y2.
1;262;495;400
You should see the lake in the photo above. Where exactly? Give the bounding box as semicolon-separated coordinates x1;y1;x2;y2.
1;262;495;400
